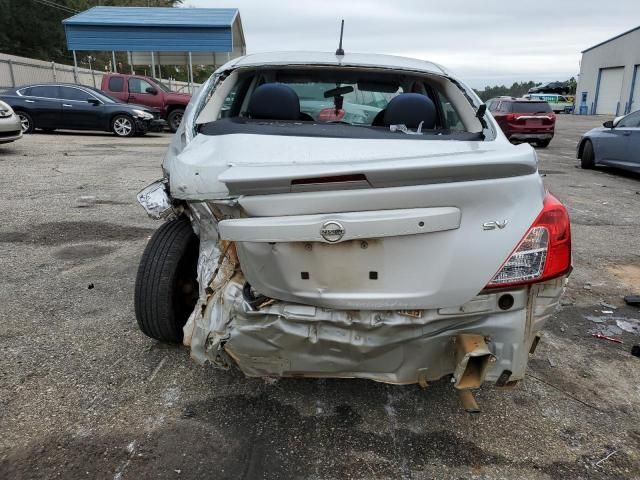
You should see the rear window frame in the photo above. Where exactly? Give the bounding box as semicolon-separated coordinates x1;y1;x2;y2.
507;101;552;113
108;76;125;93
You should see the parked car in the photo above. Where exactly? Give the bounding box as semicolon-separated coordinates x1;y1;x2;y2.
0;83;164;137
134;52;571;400
0;99;22;144
577;109;640;172
101;74;191;132
523;93;574;113
487;97;556;147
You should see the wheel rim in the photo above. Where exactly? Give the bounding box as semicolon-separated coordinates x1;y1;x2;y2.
114;117;132;136
171;112;183;130
18;114;30;132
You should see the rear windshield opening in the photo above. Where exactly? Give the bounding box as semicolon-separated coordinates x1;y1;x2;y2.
197;68;483;141
509;102;552;113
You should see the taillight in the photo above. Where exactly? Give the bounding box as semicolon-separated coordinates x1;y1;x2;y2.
485;192;571;288
505;113;517;122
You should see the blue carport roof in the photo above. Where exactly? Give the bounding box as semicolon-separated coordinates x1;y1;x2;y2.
63;6;243;52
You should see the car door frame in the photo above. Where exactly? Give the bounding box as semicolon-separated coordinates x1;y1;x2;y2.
58;85;105;131
605;111;640;169
17;85;63;129
104;75;128;102
127;76;164;111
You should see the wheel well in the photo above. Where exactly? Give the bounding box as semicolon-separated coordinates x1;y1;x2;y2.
13;109;33;126
577;138;589;159
167;105;185;115
110;112;133;125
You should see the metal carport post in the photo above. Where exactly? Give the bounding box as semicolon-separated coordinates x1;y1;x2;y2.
188;52;194;93
72;50;79;83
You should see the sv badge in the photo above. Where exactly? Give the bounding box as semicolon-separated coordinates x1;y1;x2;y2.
483;220;508;231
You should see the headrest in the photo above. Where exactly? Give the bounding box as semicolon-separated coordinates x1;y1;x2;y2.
383;93;436;129
248;83;301;120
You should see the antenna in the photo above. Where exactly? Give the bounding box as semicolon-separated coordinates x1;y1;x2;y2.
335;19;345;56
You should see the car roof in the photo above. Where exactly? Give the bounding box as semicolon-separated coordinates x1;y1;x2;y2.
16;82;90;89
219;51;449;76
490;97;547;103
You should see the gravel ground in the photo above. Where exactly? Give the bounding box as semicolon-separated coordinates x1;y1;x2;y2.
1;117;639;480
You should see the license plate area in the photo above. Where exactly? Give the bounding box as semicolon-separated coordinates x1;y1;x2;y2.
289;239;385;288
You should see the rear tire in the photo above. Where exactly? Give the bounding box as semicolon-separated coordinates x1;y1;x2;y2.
15;111;34;134
167;109;184;133
111;114;136;137
581;140;595;169
134;217;199;343
536;139;551;148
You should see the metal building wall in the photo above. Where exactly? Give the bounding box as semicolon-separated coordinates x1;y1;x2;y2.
64;25;233;52
63;6;242;53
575;27;640;115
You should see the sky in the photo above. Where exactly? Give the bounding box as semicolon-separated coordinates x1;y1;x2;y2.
182;0;640;89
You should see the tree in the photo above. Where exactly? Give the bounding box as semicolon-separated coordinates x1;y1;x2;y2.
475;79;577;101
0;0;182;65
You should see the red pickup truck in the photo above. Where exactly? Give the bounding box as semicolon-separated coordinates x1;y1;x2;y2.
101;73;191;132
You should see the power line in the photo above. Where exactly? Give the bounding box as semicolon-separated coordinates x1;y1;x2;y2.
31;0;79;14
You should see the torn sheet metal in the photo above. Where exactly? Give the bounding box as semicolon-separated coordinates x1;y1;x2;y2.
192;281;530;384
174;196;566;385
136;179;174;219
182;201;242;366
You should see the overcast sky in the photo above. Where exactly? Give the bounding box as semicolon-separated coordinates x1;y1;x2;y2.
182;0;640;88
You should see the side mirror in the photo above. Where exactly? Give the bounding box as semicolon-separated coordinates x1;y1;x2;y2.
87;98;100;106
602;120;614;128
145;87;158;95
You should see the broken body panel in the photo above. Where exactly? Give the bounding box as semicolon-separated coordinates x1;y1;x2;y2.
139;52;569;389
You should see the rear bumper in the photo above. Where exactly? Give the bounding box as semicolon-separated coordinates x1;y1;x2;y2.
508;133;554;143
184;274;566;385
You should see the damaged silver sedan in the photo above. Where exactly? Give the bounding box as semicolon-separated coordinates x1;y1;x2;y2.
134;52;571;403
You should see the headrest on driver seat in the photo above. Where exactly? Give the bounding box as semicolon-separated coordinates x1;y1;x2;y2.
247;83;301;120
383;93;436;129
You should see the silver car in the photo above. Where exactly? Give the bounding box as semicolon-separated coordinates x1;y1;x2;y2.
133;52;572;407
577;109;640;172
0;99;22;144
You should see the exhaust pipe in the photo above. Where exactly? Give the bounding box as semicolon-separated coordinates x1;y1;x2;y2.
453;334;496;390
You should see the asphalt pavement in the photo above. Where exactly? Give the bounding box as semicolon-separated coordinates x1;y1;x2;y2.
1;117;639;479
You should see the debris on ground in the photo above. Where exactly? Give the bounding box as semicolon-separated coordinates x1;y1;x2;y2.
594;449;618;467
624;295;640;307
586;315;607;323
599;301;617;310
632;345;640;357
616;318;640;335
87;283;94;290
592;333;623;344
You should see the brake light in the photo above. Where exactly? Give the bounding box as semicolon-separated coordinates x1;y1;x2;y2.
505;113;517;122
485;192;571;288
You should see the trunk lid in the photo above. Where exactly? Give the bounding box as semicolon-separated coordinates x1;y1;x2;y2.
170;134;544;309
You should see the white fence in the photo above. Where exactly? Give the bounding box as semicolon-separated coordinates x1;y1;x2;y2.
0;53;196;93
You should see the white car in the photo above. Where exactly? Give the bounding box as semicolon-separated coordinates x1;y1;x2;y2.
0;99;22;144
135;52;571;404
